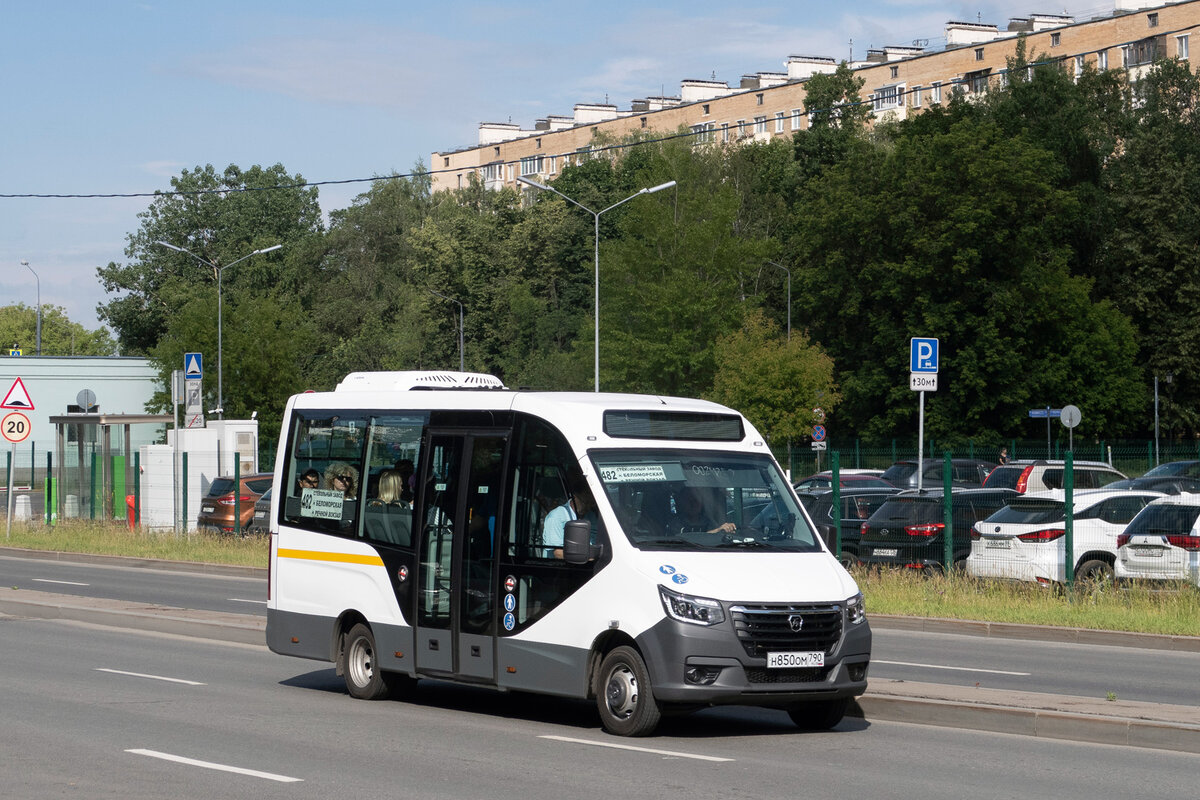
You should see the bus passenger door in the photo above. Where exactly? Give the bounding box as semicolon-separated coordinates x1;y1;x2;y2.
414;432;506;682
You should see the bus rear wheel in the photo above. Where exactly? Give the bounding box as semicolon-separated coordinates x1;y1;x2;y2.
341;623;389;700
595;646;662;737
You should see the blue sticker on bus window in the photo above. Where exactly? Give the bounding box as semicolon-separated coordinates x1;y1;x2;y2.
659;564;676;575
504;593;516;612
672;573;689;584
503;612;516;631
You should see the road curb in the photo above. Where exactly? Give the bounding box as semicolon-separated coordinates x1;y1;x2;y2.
0;546;264;579
869;613;1200;653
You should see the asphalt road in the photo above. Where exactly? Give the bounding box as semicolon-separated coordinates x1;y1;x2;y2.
3;552;1198;708
3;616;1197;800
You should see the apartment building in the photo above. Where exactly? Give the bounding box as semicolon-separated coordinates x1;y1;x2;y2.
431;1;1200;193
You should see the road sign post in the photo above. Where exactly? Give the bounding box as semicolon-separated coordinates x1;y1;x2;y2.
910;338;939;491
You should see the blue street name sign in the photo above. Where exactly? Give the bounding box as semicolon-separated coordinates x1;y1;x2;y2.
1028;408;1062;419
910;338;939;373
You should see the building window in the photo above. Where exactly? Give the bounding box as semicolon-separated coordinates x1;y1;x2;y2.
1178;35;1190;60
754;115;767;134
966;69;990;94
1098;50;1108;70
494;146;501;157
640;117;647;128
444;157;450;168
1148;12;1158;28
1075;55;1084;80
931;82;942;104
890;65;899;79
1126;37;1160;66
775;111;785;133
975;47;985;61
791;108;802;130
1051;33;1061;47
756;93;764;105
872;85;903;111
457;174;463;188
912;85;922;107
535;138;542;149
702;103;710;115
722;122;730;142
520;156;544;176
506;164;514;181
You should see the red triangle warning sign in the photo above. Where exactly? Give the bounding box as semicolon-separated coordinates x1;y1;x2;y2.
1;377;35;410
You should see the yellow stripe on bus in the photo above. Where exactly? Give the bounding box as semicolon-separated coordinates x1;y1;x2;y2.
277;548;385;567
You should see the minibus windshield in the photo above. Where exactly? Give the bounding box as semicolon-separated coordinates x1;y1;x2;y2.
591;449;822;552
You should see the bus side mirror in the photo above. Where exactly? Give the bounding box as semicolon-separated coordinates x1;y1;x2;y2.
564;520;601;565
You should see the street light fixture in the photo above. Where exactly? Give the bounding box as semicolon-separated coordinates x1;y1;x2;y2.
20;260;40;355
429;289;465;372
154;241;282;419
765;260;791;342
517;175;677;392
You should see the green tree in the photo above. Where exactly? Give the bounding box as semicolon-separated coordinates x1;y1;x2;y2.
794;108;1142;440
0;304;116;356
1097;58;1200;435
96;163;323;355
709;309;839;445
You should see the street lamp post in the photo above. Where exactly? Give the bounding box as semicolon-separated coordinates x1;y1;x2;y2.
155;241;282;419
517;175;677;392
765;260;791;341
429;289;465;372
20;260;41;355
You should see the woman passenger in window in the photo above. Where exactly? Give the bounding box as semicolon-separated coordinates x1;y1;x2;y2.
323;462;359;499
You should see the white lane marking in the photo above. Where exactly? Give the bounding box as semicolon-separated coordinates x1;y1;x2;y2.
227;598;267;605
32;578;89;586
126;749;303;783
96;668;206;686
539;735;734;762
875;659;1030;676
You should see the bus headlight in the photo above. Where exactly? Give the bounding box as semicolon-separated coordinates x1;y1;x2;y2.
846;592;866;625
659;586;725;626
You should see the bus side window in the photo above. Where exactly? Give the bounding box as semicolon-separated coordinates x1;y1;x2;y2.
282;411;369;538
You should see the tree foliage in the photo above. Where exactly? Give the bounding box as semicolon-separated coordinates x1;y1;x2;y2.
0;304;116;356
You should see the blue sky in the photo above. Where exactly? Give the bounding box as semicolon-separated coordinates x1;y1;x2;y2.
2;1;1113;332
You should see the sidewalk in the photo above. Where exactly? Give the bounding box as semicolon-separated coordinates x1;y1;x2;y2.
2;584;1197;753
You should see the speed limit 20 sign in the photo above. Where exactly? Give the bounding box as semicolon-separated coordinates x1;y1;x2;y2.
2;412;31;443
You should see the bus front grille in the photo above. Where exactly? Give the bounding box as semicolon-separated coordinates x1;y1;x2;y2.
729;603;843;658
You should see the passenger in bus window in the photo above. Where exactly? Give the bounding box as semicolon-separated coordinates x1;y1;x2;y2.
323;462;359;498
673;486;737;535
298;469;320;492
373;469;409;507
542;474;596;557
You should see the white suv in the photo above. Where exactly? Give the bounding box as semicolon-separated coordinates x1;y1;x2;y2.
968;489;1162;585
982;459;1125;493
1114;495;1200;587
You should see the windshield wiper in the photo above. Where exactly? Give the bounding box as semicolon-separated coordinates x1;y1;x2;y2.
714;538;778;549
636;538;695;549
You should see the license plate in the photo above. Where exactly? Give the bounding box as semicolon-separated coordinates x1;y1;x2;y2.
201;505;215;514
767;651;825;669
874;548;898;557
254;511;267;518
986;540;1012;549
1132;546;1163;558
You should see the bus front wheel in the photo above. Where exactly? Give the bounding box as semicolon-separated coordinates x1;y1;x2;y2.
341;623;389;700
595;646;662;737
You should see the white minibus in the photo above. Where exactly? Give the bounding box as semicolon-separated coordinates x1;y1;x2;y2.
266;371;871;736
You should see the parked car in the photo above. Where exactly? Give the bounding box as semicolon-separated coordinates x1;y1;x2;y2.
1142;460;1200;479
792;471;894;491
1114;496;1200;587
967;489;1163;585
197;472;274;534
880;459;995;490
796;487;900;566
246;486;273;536
982;460;1126;493
1105;475;1200;495
857;488;1017;571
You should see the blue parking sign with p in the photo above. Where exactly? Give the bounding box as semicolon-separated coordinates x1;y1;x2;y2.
184;352;203;379
910;338;939;373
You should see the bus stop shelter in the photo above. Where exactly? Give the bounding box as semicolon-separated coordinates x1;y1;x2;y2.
48;413;171;521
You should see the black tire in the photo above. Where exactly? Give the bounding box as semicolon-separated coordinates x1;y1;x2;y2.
1076;558;1114;585
787;697;850;730
341;623;389;700
595;646;662;737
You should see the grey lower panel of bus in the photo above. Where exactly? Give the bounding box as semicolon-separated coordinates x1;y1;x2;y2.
634;616;872;707
267;608;586;696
